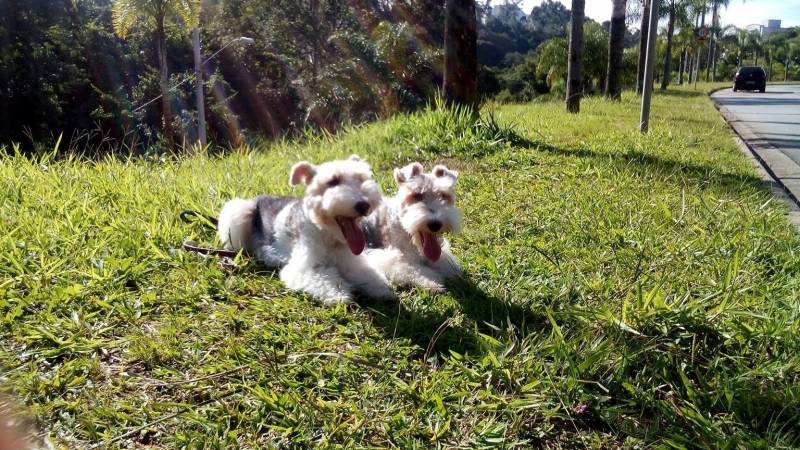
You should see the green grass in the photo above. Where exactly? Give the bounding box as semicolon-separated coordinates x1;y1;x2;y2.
2;88;800;449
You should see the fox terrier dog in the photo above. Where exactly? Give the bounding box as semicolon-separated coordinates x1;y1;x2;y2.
217;155;393;305
362;162;463;292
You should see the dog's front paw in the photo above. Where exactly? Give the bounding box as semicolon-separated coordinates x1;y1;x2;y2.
370;284;396;301
424;283;446;294
321;294;354;307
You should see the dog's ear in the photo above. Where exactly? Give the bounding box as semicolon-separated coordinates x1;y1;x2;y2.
290;161;317;186
394;162;423;184
433;165;459;182
348;154;363;162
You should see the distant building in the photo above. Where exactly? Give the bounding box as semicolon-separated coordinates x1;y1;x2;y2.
761;19;789;37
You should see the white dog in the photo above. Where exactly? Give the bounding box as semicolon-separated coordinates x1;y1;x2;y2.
217;155;393;305
362;162;463;292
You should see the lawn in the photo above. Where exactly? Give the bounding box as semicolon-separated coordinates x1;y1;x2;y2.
2;87;799;449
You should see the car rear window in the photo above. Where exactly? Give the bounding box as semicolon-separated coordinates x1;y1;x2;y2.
739;67;764;75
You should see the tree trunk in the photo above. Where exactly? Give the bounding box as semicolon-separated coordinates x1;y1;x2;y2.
636;0;650;95
688;51;694;83
660;0;676;90
605;0;627;100
785;59;789;82
443;0;478;110
155;16;175;151
694;6;705;85
566;0;585;113
754;51;759;66
768;53;773;80
705;2;718;81
679;46;686;84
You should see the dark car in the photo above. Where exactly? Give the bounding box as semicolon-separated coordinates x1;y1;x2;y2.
733;66;766;92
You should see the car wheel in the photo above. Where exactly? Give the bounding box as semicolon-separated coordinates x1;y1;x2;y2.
759;86;766;93
733;86;738;92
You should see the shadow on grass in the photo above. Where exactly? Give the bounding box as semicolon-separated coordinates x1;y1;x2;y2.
508;133;765;193
655;88;711;98
359;277;550;358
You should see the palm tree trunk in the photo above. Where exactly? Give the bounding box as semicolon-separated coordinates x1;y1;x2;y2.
636;0;650;95
566;0;585;113
766;52;771;80
155;16;175;151
605;0;627;100
679;46;686;84
694;5;705;85
705;2;718;81
688;51;694;83
661;0;676;90
443;0;478;110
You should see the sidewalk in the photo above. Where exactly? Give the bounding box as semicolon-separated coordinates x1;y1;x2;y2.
712;86;800;228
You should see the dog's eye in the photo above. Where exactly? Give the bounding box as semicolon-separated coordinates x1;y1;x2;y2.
327;177;341;187
411;193;424;203
439;193;453;203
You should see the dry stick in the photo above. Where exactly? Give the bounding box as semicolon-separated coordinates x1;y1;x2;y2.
146;364;249;387
424;318;454;363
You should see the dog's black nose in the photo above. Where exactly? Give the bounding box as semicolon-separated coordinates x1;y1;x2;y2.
427;220;442;232
354;201;371;216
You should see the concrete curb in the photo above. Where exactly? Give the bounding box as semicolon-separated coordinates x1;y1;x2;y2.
710;89;800;228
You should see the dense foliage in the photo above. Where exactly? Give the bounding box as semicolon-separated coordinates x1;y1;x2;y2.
2;0;800;152
0;0;444;152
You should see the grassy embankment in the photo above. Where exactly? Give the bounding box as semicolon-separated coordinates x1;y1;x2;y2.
2;87;799;448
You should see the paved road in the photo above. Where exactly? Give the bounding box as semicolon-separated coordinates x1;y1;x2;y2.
713;84;800;166
712;85;800;214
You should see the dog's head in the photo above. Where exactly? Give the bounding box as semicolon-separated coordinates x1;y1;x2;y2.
290;155;382;255
392;162;462;262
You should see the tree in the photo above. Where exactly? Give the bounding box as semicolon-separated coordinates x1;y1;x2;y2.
605;0;627;99
478;1;536;67
636;0;651;94
692;1;705;84
529;0;571;43
660;0;677;90
566;0;585;113
112;0;200;150
674;11;696;84
443;0;478;109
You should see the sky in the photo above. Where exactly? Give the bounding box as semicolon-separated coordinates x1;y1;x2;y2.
501;0;800;29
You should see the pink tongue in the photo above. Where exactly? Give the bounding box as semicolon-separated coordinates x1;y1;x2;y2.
420;232;442;262
338;217;366;255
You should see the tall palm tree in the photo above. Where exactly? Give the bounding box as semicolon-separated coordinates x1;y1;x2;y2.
692;1;706;84
674;12;695;84
660;0;678;90
605;0;627;100
443;0;478;110
706;0;732;81
566;0;585;113
636;0;651;94
112;0;200;150
747;30;763;65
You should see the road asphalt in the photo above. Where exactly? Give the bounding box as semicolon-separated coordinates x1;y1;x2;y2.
712;84;800;227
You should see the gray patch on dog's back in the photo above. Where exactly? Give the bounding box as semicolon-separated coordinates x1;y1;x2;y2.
255;195;296;243
283;201;304;240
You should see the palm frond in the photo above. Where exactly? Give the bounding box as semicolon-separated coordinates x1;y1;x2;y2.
111;0;142;38
171;0;201;30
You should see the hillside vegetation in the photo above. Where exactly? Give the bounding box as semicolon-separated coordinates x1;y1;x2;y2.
2;88;799;448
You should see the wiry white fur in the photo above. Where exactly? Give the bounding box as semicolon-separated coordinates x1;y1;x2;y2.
365;162;463;292
217;155;392;305
217;198;256;252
